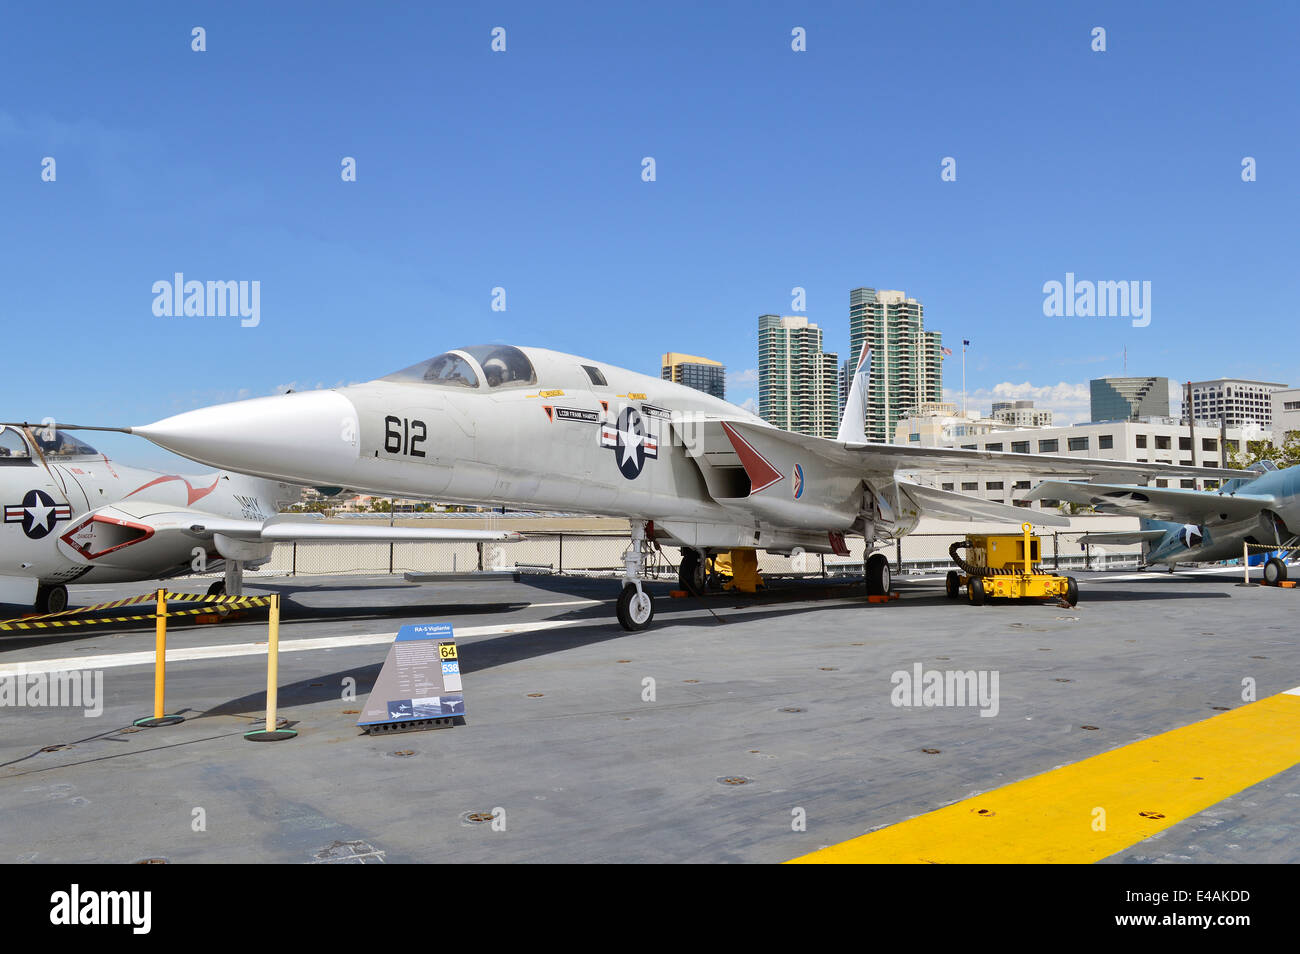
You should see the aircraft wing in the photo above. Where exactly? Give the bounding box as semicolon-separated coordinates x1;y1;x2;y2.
835;439;1243;481
185;514;523;543
1025;480;1271;523
898;480;1069;527
681;416;1245;483
1075;529;1169;546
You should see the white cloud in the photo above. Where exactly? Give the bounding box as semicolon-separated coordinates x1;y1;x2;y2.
728;368;759;388
943;381;1092;424
739;397;758;413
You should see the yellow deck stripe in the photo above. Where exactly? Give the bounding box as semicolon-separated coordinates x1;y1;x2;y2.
789;689;1300;864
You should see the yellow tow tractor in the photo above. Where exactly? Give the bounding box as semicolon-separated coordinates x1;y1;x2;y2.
946;523;1079;607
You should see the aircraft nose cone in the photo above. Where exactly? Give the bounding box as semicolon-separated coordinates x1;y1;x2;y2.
133;390;360;482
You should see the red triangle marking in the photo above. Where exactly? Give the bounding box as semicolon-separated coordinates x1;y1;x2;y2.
720;422;784;495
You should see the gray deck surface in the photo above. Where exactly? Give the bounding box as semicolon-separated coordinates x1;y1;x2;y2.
1;568;1295;863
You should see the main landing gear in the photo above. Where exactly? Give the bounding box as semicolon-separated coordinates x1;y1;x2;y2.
1263;557;1288;585
865;551;892;597
616;520;656;631
35;584;69;615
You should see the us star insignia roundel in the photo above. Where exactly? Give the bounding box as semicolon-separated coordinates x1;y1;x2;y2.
4;489;72;540
600;407;658;479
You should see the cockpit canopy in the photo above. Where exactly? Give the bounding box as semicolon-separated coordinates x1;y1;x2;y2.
381;345;537;390
0;425;99;462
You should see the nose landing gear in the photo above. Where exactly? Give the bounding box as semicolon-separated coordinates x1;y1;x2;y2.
616;520;657;631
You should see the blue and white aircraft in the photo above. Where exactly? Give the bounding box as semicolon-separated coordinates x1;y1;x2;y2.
1028;461;1300;583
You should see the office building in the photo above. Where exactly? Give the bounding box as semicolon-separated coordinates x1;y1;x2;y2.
991;400;1053;428
848;287;944;442
662;352;726;400
1186;378;1288;430
921;417;1263;510
1089;377;1171;422
758;315;840;438
1271;387;1300;439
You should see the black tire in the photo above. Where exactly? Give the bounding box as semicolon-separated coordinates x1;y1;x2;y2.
206;580;226;597
616;584;655;631
968;577;986;606
866;552;892;597
35;584;69;615
679;549;706;596
1263;557;1288;586
945;571;961;600
1065;576;1079;606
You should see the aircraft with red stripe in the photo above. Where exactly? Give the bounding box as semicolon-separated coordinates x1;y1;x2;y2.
101;342;1238;630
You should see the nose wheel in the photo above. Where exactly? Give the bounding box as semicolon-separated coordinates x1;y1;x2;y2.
616;583;655;631
617;519;658;630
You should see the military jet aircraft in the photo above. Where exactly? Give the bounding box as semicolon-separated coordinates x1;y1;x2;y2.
86;343;1236;630
1028;461;1300;581
0;423;519;614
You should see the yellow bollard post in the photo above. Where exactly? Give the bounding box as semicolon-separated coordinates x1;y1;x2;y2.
154;588;166;718
133;588;185;727
244;593;297;741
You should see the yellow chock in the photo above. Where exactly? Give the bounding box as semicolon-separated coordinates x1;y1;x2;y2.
723;548;763;594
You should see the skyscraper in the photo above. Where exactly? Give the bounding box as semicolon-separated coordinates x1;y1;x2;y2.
839;357;853;415
848;287;944;442
1089;377;1171;422
661;352;726;399
758;315;840;438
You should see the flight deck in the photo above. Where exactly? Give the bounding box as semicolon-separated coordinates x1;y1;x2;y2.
1;570;1297;864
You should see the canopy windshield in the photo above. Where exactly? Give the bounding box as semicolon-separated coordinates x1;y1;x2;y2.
33;428;99;458
381;345;536;389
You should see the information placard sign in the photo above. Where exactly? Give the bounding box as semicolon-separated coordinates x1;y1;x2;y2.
357;623;465;730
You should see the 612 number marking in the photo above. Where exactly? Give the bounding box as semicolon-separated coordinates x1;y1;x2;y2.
384;416;427;457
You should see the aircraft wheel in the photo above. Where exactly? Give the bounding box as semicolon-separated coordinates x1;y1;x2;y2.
679;550;707;596
1263;558;1288;586
945;571;961;600
1064;577;1079;607
206;580;226;597
616;584;655;631
968;577;986;606
35;585;69;615
866;552;892;597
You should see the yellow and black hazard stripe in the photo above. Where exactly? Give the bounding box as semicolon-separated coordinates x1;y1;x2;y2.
0;591;274;631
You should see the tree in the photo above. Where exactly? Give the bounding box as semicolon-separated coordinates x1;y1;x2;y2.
1230;432;1300;469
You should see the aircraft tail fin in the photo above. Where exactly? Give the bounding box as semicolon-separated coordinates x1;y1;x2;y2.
836;342;870;444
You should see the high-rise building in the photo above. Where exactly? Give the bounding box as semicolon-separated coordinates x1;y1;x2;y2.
758;315;840;438
661;352;726;400
1186;378;1288;429
1089;377;1170;422
991;400;1053;428
848;287;944;443
839;357;853;415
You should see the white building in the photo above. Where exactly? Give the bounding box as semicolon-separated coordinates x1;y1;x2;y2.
1186;378;1288;430
1270;387;1300;439
923;418;1264;511
991;400;1052;428
894;403;1008;446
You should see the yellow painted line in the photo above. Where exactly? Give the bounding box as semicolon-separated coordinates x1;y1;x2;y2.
789;688;1300;864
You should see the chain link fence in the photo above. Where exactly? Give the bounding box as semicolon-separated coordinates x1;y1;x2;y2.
211;528;1145;582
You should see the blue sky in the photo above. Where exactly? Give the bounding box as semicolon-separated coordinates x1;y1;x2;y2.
2;1;1296;469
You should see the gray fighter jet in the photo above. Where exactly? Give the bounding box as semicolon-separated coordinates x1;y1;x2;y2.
104;344;1235;629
